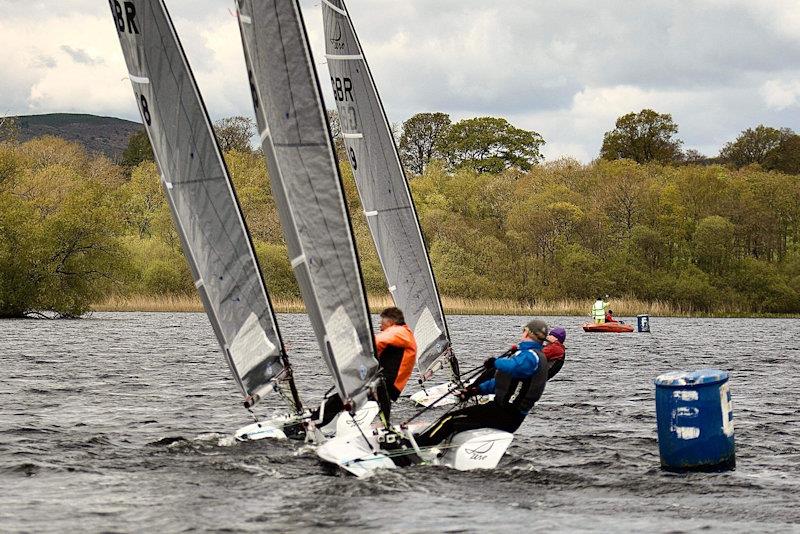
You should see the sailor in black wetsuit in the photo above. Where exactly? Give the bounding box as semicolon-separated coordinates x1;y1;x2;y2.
413;319;550;447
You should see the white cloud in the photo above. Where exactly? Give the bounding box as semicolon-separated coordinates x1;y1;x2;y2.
761;79;800;110
1;0;799;162
0;10;133;118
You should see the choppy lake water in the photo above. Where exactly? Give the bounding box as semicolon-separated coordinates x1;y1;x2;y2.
1;313;799;532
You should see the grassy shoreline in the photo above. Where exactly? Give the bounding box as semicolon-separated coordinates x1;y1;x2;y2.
91;294;799;318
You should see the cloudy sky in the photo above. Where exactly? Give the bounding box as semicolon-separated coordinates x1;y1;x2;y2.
2;0;799;161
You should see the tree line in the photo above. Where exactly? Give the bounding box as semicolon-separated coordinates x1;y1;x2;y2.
0;109;798;317
397;109;800;175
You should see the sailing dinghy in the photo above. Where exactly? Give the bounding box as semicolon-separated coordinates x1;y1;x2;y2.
320;0;513;475
321;0;466;408
109;0;305;440
236;0;384;442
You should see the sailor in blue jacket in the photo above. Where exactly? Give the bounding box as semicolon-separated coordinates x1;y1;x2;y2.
414;319;550;447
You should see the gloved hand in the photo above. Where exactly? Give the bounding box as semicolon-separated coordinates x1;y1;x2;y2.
483;357;496;369
458;386;479;401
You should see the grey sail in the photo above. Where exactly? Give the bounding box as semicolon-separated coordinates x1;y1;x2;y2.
108;0;300;410
322;0;455;380
236;0;379;407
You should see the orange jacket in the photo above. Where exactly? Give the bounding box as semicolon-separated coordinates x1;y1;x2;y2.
375;324;417;395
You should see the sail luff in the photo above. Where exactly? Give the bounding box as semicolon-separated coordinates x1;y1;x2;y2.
322;0;456;380
108;0;297;410
236;0;379;408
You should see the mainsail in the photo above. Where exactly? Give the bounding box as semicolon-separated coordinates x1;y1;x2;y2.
108;0;299;410
236;0;379;408
321;0;455;380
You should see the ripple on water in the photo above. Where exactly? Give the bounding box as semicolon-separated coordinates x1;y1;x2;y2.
1;312;799;532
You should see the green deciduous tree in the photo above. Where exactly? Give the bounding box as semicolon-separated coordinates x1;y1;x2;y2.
719;125;792;168
693;215;735;274
437;117;544;173
399;112;451;175
763;133;800;175
0;139;127;317
120;161;167;239
600;109;683;164
120;129;154;168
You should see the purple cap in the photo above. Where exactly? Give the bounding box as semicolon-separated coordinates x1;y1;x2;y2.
549;326;566;343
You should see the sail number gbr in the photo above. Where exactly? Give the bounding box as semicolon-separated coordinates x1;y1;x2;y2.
331;77;353;102
109;0;140;34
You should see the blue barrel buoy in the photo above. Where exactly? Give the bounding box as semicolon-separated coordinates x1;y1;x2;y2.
637;314;651;332
654;369;735;472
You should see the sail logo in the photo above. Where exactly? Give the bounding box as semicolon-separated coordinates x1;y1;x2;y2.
344;411;368;427
330;22;345;50
464;440;494;461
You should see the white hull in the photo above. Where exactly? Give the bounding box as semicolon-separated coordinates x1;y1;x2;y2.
331;401;380;438
234;401;380;443
234;412;301;441
316;431;394;478
316;427;514;477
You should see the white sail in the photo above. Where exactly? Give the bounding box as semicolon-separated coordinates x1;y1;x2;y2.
321;0;457;381
108;0;300;410
236;0;379;409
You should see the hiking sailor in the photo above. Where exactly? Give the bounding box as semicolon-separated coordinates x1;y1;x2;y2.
543;326;566;379
413;319;549;447
310;307;417;427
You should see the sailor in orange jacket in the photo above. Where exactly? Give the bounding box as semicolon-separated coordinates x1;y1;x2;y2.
374;306;417;401
310;307;417;427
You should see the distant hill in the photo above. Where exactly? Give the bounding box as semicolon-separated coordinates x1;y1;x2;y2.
13;113;142;161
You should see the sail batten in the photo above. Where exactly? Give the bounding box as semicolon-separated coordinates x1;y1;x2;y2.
109;0;297;410
236;0;379;407
322;0;455;379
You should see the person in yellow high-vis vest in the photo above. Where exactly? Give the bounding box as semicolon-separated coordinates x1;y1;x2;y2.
592;296;608;324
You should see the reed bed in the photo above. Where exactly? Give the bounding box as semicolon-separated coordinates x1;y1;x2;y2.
93;294;715;317
438;297;696;317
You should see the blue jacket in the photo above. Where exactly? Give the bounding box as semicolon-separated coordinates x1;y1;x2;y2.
477;340;543;396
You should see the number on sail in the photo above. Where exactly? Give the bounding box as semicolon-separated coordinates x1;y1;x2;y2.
138;94;151;126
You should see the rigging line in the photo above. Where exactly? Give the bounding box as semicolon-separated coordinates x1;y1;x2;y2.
402;365;487;426
350;409;378;454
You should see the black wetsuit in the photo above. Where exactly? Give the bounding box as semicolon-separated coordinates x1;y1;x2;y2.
414;341;548;447
547;359;564;379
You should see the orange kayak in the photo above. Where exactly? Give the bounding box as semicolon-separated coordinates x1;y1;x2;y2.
582;322;634;333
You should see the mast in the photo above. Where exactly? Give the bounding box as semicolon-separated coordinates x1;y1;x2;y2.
236;0;379;409
108;0;300;411
321;0;457;381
